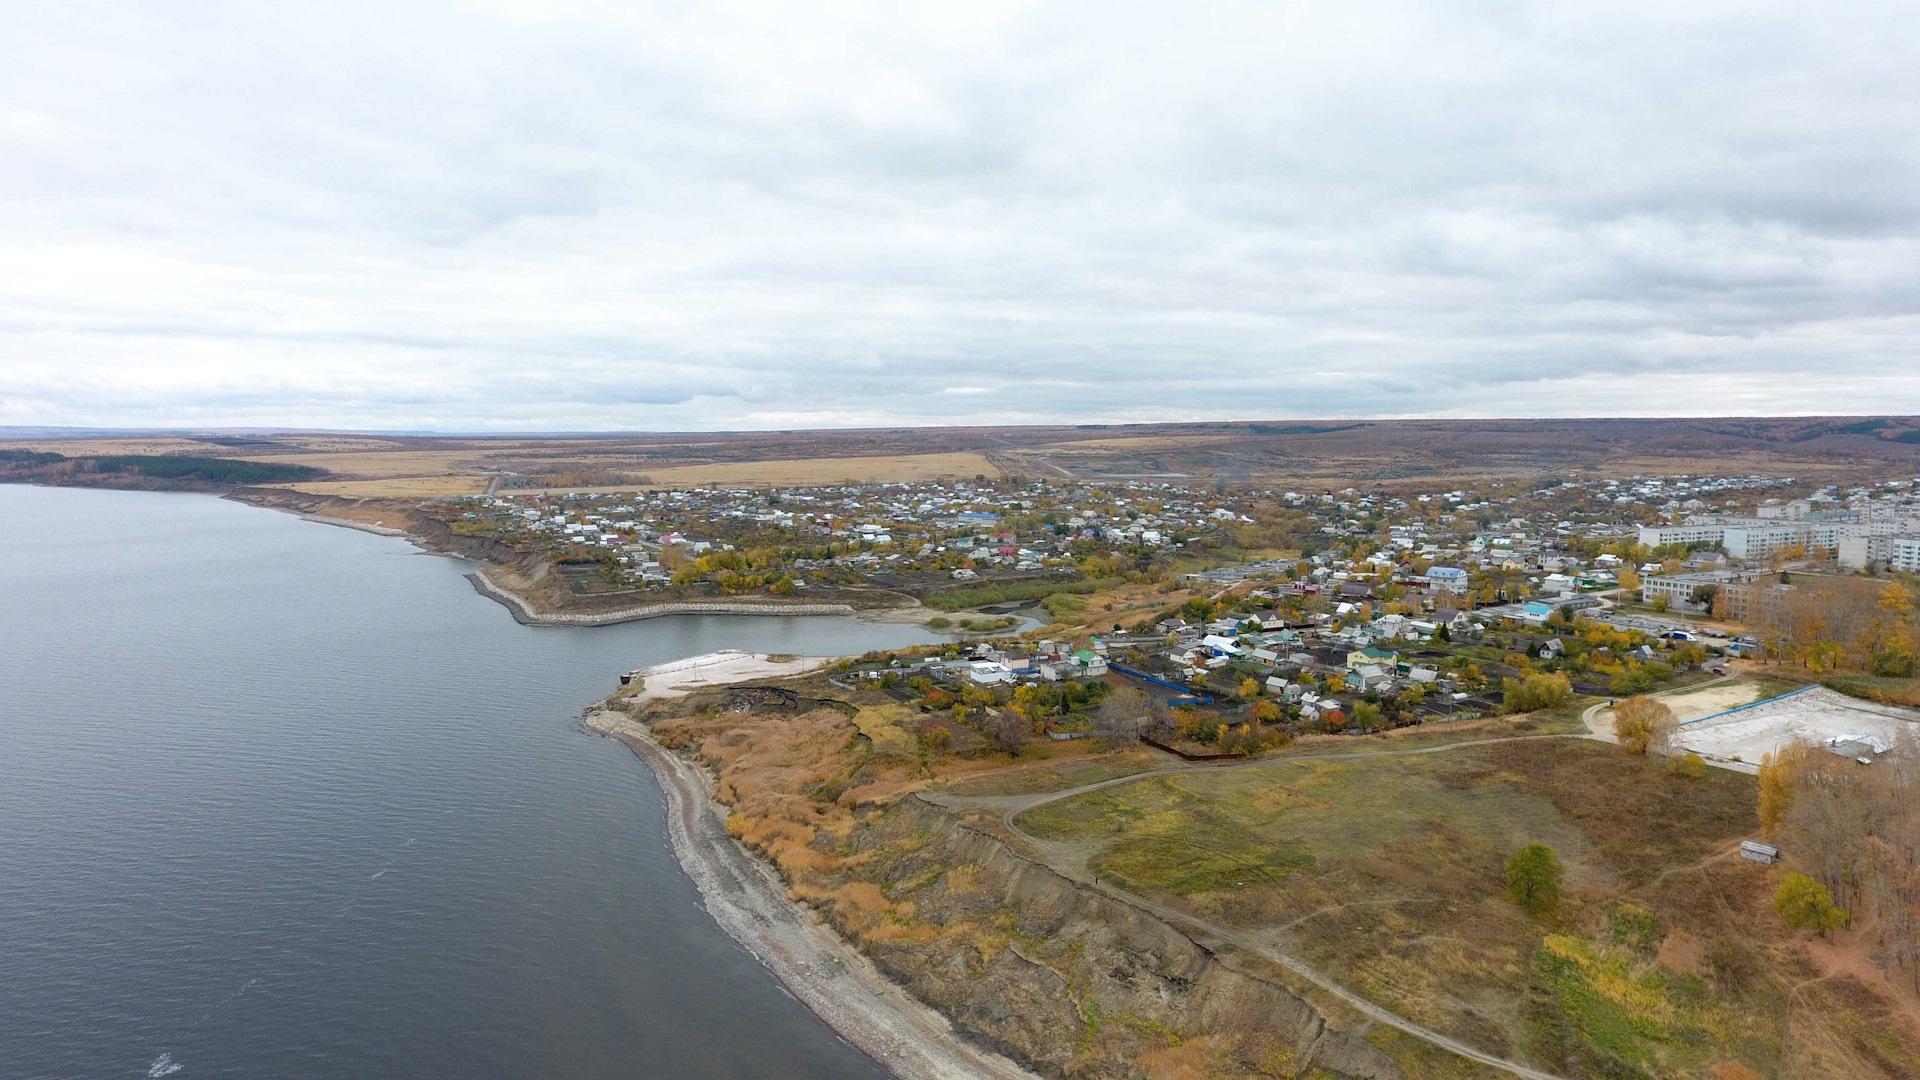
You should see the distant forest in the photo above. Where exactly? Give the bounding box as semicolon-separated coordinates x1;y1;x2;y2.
0;450;326;485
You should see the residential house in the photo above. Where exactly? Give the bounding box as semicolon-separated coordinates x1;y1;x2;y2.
1346;645;1398;671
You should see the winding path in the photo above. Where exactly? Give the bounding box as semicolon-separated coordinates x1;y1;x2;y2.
1579;670;1740;743
936;679;1742;1078
927;730;1602;1080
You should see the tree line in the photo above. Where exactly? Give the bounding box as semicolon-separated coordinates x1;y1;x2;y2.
1760;732;1920;989
1;451;326;485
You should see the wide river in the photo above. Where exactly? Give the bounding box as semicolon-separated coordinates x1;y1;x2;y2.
0;485;939;1080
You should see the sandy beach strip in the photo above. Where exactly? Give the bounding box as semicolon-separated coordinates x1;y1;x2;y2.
302;513;411;537
584;702;1039;1080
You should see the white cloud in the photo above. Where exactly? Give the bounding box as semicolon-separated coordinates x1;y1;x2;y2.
2;0;1917;429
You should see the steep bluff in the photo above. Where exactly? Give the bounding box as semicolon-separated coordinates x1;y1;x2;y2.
838;794;1403;1080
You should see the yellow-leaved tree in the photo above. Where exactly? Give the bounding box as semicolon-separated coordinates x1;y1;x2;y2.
1614;695;1677;755
1757;742;1809;837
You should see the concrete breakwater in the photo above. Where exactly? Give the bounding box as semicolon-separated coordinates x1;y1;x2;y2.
466;572;856;626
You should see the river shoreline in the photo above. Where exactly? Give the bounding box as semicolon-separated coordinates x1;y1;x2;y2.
164;487;999;634
583;702;1038;1080
465;569;860;626
242;491;884;626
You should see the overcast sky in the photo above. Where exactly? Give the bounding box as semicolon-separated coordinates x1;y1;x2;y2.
4;1;1918;431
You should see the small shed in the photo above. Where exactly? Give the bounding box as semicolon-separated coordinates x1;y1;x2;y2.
1740;840;1782;866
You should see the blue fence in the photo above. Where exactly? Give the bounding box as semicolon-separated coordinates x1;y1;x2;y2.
1679;685;1817;727
1109;662;1216;704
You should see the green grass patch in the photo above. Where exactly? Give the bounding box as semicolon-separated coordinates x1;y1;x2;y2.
1525;933;1777;1079
935;754;1157;797
1041;591;1089;619
1099;834;1316;893
1019;754;1585;897
923;577;1121;612
1822;673;1920;707
1015;738;1767;1073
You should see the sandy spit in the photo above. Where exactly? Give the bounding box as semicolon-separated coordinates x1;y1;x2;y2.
583;705;1040;1080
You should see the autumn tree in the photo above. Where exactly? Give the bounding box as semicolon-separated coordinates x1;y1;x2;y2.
1784;751;1881;915
1094;687;1151;746
1352;699;1383;729
1757;742;1809;837
1669;751;1707;779
1614;695;1677;755
1864;832;1920;991
986;711;1028;757
914;723;955;774
1502;672;1571;713
1872;581;1917;676
1775;872;1848;937
1506;842;1564;914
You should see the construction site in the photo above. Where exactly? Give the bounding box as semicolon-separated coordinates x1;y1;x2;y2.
1670;685;1920;771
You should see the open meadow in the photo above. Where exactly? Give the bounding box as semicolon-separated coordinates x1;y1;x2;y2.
508;451;1000;492
11;416;1920;497
1015;737;1915;1079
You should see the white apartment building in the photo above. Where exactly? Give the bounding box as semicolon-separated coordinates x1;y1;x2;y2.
1637;521;1740;548
1641;569;1760;606
1893;537;1920;573
1643;516;1914;561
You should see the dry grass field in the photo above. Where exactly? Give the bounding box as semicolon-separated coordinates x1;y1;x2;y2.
253;450;485;478
9;416;1920;497
511;451;1000;491
0;436;209;456
622;657;1920;1079
1016;738;1916;1079
280;476;491;497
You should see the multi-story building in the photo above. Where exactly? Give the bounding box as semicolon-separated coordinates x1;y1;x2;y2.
1643;516;1915;561
1712;578;1784;622
1638;521;1740;549
1641;569;1760;609
1893;537;1920;573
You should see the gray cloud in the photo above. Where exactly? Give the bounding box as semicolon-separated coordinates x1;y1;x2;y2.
3;0;1918;430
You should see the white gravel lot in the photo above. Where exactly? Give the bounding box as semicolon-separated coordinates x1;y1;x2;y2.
1672;687;1920;772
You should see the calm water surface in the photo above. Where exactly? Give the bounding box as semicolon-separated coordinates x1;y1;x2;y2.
0;485;936;1080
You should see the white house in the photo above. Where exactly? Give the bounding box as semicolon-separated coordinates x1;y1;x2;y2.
966;661;1013;685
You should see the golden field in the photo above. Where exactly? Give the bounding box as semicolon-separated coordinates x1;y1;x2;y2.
511;451;1000;492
